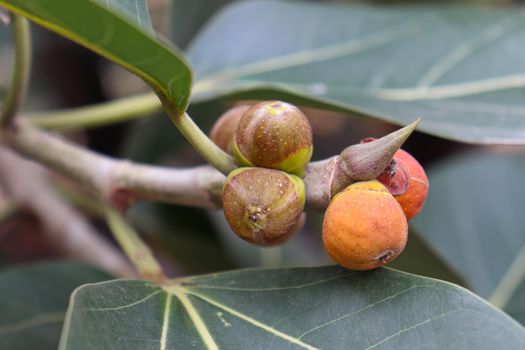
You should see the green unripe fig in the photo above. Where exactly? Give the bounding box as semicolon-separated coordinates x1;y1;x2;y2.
222;167;305;246
209;105;251;154
233;101;313;176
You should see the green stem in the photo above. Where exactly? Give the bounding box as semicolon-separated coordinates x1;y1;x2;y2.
28;93;160;130
54;181;107;218
1;14;32;127
106;207;166;282
27;78;212;130
259;247;283;268
168;111;237;175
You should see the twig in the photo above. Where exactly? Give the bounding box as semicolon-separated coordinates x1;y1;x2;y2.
0;147;136;277
1;14;31;127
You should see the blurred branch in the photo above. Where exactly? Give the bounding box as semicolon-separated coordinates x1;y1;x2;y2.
1;14;31;127
0;146;136;277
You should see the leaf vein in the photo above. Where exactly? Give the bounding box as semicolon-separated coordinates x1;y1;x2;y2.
298;284;418;340
364;308;463;349
85;289;162;312
192;273;355;292
169;286;218;350
160;293;171;350
418;18;519;88
198;19;431;83
185;288;320;350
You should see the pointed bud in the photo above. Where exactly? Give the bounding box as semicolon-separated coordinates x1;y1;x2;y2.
330;118;420;196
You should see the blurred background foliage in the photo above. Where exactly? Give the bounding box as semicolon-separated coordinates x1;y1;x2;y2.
0;0;524;324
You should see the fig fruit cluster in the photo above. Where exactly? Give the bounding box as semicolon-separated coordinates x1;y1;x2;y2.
211;101;428;270
214;101;312;246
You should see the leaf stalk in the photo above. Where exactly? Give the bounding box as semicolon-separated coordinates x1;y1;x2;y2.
1;14;31;127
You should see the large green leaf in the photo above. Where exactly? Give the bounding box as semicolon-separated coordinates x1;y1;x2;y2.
411;152;525;323
0;0;192;114
59;266;524;349
0;261;112;350
187;1;525;144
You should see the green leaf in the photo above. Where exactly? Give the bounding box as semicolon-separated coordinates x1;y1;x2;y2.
411;152;525;323
188;1;525;144
0;0;192;114
0;261;112;350
99;0;154;34
59;266;524;349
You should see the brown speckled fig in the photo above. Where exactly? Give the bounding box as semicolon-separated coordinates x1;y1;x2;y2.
233;101;313;176
222;167;305;246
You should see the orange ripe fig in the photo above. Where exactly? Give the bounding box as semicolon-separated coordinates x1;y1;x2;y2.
377;149;429;220
322;180;408;270
233;101;313;176
209;105;251;154
222;167;305;246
